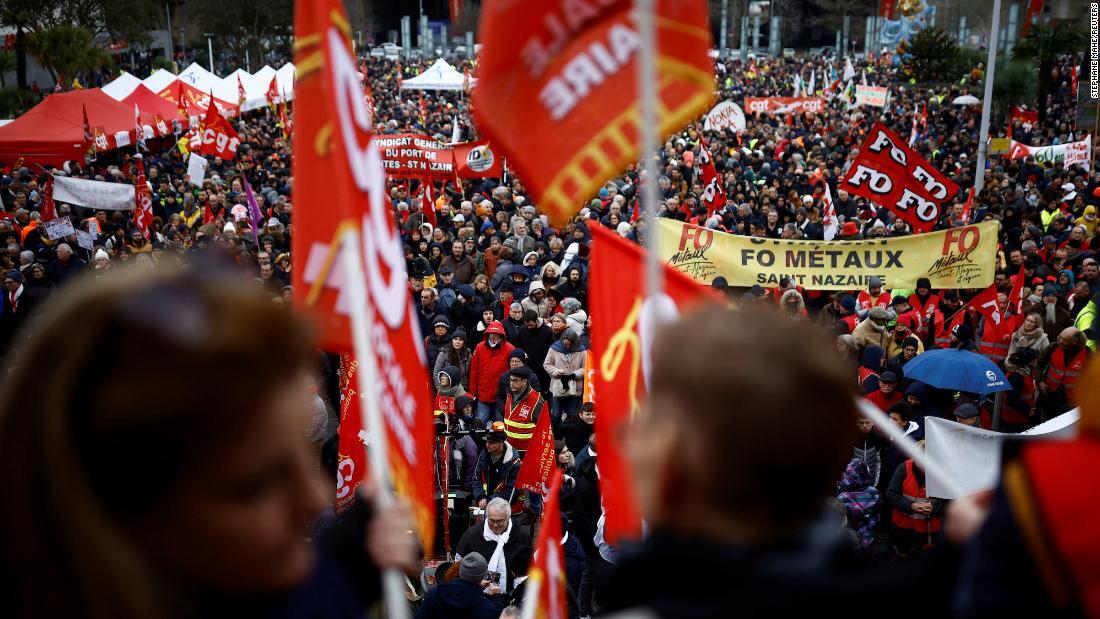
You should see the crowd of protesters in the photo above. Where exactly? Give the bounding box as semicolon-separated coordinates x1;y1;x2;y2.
0;44;1093;618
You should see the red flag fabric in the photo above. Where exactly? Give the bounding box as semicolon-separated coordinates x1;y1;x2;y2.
449;0;462;23
514;404;556;494
237;75;246;105
418;90;426;127
278;95;292;141
525;468;567;619
292;0;435;547
960;187;975;224
589;223;715;543
698;141;726;219
472;0;714;225
420;178;438;228
41;176;56;222
839;122;960;233
336;353;368;513
82;103;93;144
202;202;215;226
199;102;241;160
1022;0;1044;37
1008;271;1026;316
880;0;896;18
968;284;1003;329
267;75;279;106
133;158;154;237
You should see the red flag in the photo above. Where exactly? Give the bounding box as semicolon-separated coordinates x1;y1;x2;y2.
449;0;463;23
278;92;292;141
176;81;188;119
266;75;279;106
292;0;435;547
420;177;438;228
1022;0;1044;37
514;405;556;494
960;187;975;224
199;102;241;160
1008;270;1026;316
589;223;716;543
202;202;215;226
839;122;960;233
133;158;154;237
524;468;567;619
967;284;1003;329
82;103;93;144
418;89;426;127
472;0;714;226
41;175;56;222
336;353;368;513
698;141;726;219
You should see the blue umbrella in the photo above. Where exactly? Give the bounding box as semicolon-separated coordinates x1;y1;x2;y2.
901;348;1012;396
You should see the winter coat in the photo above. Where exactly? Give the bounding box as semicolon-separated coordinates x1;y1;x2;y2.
454;519;533;594
560;416;595;457
544;340;587;397
852;316;890;351
837;457;880;552
516;322;556;387
434;347;472;389
495;372;542;419
468;339;516;404
425;333;451;372
438;253;476;284
413;578;505;619
520;282;552;319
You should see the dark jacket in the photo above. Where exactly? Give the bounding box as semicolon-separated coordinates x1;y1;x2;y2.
471;443;521;505
516;321;555;387
454;522;533;594
559;416;595;457
495;372;541;419
413;579;504;619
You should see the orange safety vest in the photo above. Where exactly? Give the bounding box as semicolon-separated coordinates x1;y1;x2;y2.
858;290;891;310
503;388;545;452
978;315;1013;364
857;367;879;392
908;293;939;341
891;460;942;533
1009;439;1100;616
1047;347;1088;402
1001;371;1035;426
840;313;859;334
932;311;953;348
434;393;456;415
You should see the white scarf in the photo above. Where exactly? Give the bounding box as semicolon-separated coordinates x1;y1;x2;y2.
483;515;511;589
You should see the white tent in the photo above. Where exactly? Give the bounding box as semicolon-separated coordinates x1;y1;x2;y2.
225;68;270;112
143;68;177;94
102;72;143;100
253;65;277;90
275;62;295;99
176;62;223;95
399;59;474;91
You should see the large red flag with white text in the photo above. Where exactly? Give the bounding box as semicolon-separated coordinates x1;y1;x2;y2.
514;405;556;495
839;122;959;233
589;223;715;543
472;0;714;225
133;158;154;237
335;353;368;513
698;141;726;219
292;0;435;546
199;102;241;160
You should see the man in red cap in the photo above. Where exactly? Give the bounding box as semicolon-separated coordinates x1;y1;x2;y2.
469;320;515;424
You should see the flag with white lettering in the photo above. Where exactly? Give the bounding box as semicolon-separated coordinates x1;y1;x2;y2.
821;179;838;241
839;122;959;234
697;141;726;219
472;0;714;225
199;102;241;160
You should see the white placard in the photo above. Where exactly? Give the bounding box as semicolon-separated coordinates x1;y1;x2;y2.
856;85;888;108
45;218;75;240
75;229;95;250
51;175;136;211
703;100;746;133
187;153;209;187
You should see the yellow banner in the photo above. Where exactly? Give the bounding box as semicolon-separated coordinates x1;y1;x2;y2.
656;219;998;290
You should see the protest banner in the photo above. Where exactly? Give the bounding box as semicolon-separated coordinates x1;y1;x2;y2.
373;133;502;179
472;0;714;225
514;407;556;495
839;122;960;233
855;85;888;107
186;153;208;186
1008;136;1092;169
656;219;998;290
335;353;367;514
589;223;717;544
924;411;1079;499
74;229;95;251
44;218;75;240
743;97;825;114
51;175;136;211
702;100;746;132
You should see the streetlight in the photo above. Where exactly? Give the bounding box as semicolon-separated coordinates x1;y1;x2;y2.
204;32;215;75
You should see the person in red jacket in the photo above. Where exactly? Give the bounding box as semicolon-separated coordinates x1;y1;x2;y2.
866;371;903;412
468;320;515;424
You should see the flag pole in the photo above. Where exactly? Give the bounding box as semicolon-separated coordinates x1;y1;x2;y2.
338;228;411;619
973;0;1002;194
637;0;664;302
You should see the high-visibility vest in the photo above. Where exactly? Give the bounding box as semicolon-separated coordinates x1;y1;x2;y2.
858;290;891;310
1002;371;1035;426
932;311;952;348
857;366;879;392
978;315;1014;364
891;460;942;533
1047;347;1088;402
909;293;939;341
503;389;545;452
1012;438;1100;616
840;313;859;333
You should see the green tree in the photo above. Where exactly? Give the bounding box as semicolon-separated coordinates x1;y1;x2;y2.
1012;21;1088;125
903;27;960;83
0;51;15;87
187;0;293;73
26;25;109;87
992;56;1037;123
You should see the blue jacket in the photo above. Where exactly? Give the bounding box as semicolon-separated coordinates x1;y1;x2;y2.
414;579;504;619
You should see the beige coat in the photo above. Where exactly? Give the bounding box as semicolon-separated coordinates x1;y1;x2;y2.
543;345;587;397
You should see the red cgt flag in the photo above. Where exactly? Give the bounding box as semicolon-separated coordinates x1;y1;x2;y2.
199;102;241;160
292;0;435;547
524;468;567;619
336;353;368;513
41;175;56;222
698;140;726;219
472;0;714;225
839;122;959;234
133;158;154;237
514;404;556;495
588;223;716;544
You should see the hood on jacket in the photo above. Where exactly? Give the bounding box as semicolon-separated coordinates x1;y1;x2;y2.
860;345;884;373
561;297;582;314
528;280;546;296
509;266;531;283
839;457;873;492
439;365;463;388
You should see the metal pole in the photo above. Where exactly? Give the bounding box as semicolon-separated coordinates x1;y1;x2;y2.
992;391;1005;431
165;3;174;66
206;34;214;74
637;0;664;303
720;0;729;51
974;0;1002;193
245;48;250;73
